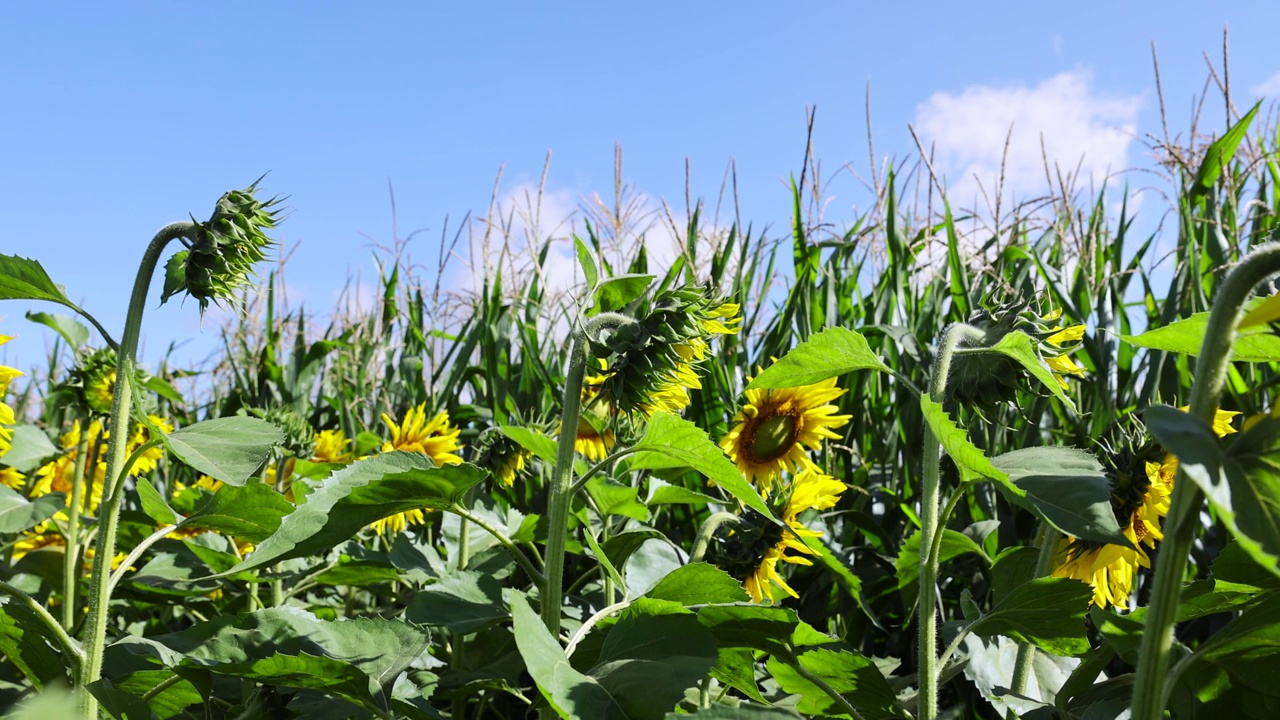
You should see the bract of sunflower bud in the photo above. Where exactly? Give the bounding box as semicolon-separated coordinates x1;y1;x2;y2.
473;431;531;488
161;180;285;313
587;286;740;417
945;297;1085;413
246;405;315;459
57;347;154;417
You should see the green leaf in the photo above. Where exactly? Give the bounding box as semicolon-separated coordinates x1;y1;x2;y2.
134;480;180;526
920;393;1005;482
969;577;1092;656
87;677;153;720
222;453;486;575
1192;100;1262;198
406;570;507;634
767;648;905;720
0;254;75;305
575;235;599;291
511;593;619;718
645;563;750;605
24;311;88;347
895;529;988;593
647;482;721;505
1170;591;1280;717
595;274;654;314
1240;293;1280;328
0;604;66;689
0;424;58;472
708;647;768;705
695;604;828;658
631;412;774;521
1090;606;1145;663
666;703;803;719
142;375;186;405
1120;303;1280;362
991;447;1131;547
112;669;203;719
159;417;283;487
990;546;1041;605
501;425;558;467
1146;404;1280;577
586;477;649;521
748;326;889;389
0;486;65;534
987;330;1077;410
179;480;294;544
160;249;189;305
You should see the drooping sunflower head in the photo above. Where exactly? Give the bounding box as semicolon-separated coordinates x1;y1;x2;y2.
382;404;464;466
162;180;285;313
719;376;851;497
588;286;740;418
474;431;532;488
0;334;20;458
945;297;1087;412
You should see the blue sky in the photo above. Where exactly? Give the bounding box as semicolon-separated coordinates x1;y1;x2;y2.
3;2;1280;378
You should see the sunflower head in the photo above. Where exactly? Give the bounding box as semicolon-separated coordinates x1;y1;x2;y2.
945;297;1086;413
311;429;353;464
162;180;284;313
588;286;740;417
382;404;464;466
0;334;20;458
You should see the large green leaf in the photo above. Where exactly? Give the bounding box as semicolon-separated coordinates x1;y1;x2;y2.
1;424;57;473
666;703;802;719
694;604;830;659
179;480;294;544
0;254;76;305
511;592;718;720
747;326;889;389
405;570;508;634
0;604;66;689
501;425;558;467
895;529;987;600
134;479;180;526
630;412;774;521
644;563;750;605
1120;302;1280;362
991;446;1131;546
767;648;905;720
920;393;1005;482
221;453;486;575
0;485;65;534
158;417;283;487
987;330;1077;410
969;577;1092;656
24;310;88;348
1170;591;1280;718
1146;404;1280;577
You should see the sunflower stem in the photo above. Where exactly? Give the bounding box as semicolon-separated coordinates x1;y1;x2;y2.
542;312;633;637
77;221;197;720
1009;523;1061;696
1131;240;1280;720
691;511;743;563
61;425;91;630
918;322;985;720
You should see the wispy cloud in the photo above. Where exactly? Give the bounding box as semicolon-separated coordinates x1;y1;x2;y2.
1250;71;1280;100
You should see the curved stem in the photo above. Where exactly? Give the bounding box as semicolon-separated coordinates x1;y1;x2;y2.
918;323;985;720
140;671;185;702
568;446;640;497
564;600;631;658
107;524;176;596
0;580;84;679
690;511;743;563
1009;523;1061;695
1132;241;1280;720
77;221;197;720
449;505;545;590
542;312;634;636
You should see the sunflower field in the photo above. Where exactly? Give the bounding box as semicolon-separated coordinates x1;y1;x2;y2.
3;99;1280;720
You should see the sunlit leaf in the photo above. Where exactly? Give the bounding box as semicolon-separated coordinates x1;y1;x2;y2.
748;326;889;389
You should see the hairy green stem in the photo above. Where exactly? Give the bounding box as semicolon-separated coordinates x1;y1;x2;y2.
918;323;985;720
62;428;91;630
141;671;185;702
542;312;632;636
450;505;545;589
0;580;84;681
77;221;197;720
690;511;743;563
1009;523;1061;696
1131;241;1280;720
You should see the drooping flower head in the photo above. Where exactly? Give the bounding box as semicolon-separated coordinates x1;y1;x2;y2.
707;468;848;604
588;287;740;418
162;179;285;313
720;375;851;498
474;431;532;488
373;404;464;535
0;334;20;458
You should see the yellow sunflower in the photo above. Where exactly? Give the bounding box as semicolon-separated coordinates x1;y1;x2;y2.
720;376;851;497
0;466;25;489
743;468;848;603
373;404;463;535
1044;319;1087;388
86;369;116;414
1054;407;1238;608
32;420;108;513
11;514;130;570
494;448;530;488
128;416;173;476
561;363;616;461
312;429;353;463
0;334;21;458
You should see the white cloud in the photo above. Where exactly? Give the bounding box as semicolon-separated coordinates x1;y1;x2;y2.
1251;71;1280;100
912;70;1142;215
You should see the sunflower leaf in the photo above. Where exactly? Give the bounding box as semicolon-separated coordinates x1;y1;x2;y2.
990;447;1131;547
986;330;1077;411
1120;300;1280;362
919;394;1006;484
157;417;283;488
632;412;774;521
968;577;1092;656
748;326;889;389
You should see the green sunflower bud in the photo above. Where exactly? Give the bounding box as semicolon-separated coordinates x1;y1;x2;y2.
248;405;315;458
60;347;154;416
474;431;531;488
162;179;285;312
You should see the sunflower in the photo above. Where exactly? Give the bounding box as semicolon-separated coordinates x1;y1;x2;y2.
0;466;24;489
86;369;116;414
312;429;353;464
32;420;108;513
1054;407;1239;608
720;377;851;497
742;468;848;603
128;416;173;476
475;432;531;488
0;334;21;458
561;362;616;461
10;514;130;570
1044;315;1087;389
373;404;463;535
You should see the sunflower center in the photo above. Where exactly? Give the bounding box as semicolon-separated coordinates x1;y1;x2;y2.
749;413;799;461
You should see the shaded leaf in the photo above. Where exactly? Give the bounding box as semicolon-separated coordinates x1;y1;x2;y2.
0;485;65;534
987;330;1076;410
406;570;507;634
645;563;750;605
24;311;87;347
0;424;57;473
159;417;282;487
970;577;1091;656
767;648;905;720
992;447;1131;547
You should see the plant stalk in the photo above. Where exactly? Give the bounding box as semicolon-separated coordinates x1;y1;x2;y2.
1131;240;1280;720
1009;523;1061;696
61;427;91;630
77;221;196;719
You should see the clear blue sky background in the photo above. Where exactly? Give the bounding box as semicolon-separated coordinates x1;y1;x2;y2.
3;2;1280;378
